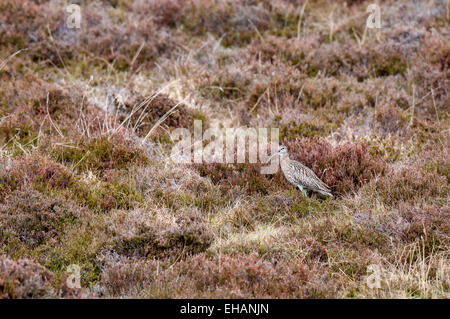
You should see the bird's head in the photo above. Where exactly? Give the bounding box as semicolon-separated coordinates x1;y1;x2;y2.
266;145;287;163
278;145;287;156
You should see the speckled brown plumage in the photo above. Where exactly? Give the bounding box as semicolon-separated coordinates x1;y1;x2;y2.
269;145;333;198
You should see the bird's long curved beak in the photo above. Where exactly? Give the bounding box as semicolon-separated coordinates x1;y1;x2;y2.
265;151;279;164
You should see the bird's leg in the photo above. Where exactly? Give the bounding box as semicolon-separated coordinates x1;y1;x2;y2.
297;185;308;197
318;190;333;198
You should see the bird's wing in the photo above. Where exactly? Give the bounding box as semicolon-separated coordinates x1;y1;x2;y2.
291;161;331;192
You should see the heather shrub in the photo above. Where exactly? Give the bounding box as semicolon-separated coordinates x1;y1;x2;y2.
181;0;271;47
0;154;73;201
373;166;447;206
30;86;84;122
374;102;408;134
297;236;328;262
176;253;310;298
244;60;305;112
310;216;391;253
112;207;213;259
0;0;76;67
80;2;167;70
366;45;408;77
99;257;158;297
410;63;449;117
116;93;201;139
284;137;388;194
195;162;289;196
305;43;408;80
0;256;55;298
300;77;342;110
131;0;184;28
0;0;177;71
0;190;81;248
398;202;449;252
423;36;450;72
248;35;318;66
99;252;341;298
0;77;93;155
51;134;149;175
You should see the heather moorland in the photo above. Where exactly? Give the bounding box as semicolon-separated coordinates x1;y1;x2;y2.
0;0;449;298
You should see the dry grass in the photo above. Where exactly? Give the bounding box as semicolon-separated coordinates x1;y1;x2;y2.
0;0;448;298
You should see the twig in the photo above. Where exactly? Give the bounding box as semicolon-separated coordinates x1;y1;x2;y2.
431;88;440;123
46;92;64;137
249;87;269;113
73;150;90;170
409;85;415;126
248;18;263;41
297;0;309;40
130;41;145;70
141;98;187;144
0;48;28;72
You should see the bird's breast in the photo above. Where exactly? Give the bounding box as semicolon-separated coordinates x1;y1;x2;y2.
280;158;296;182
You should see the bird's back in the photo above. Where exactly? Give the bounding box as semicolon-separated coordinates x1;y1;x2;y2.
281;157;331;193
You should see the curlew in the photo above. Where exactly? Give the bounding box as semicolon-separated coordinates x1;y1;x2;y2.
267;145;333;198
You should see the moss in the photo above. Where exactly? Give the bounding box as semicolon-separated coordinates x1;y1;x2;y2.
72;178;143;212
280;121;336;139
371;55;407;77
288;193;331;217
44;231;103;287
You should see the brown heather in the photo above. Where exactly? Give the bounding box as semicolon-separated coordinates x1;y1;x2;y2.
0;0;448;298
0;256;54;298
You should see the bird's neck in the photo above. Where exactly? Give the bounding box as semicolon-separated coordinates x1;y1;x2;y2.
280;153;289;163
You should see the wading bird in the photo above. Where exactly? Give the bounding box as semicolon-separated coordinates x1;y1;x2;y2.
267;145;333;198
